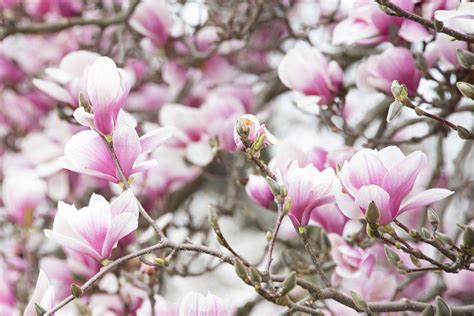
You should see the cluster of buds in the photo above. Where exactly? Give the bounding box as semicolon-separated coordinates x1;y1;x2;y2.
234;114;279;157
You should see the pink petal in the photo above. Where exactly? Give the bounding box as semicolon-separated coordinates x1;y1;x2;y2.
334;184;364;220
23;270;53;316
33;79;74;104
399;188;454;214
398;20;432;43
110;189;139;217
102;213;138;258
382;151;427;217
355;185;391;224
139;126;175;154
112;126;140;180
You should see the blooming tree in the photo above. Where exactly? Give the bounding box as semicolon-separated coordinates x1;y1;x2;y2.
1;0;473;315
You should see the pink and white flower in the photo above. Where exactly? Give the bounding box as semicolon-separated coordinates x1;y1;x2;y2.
277;161;336;228
335;146;454;224
23;270;55;316
234;114;279;150
245;175;274;209
179;292;232;316
60;126;173;183
278;42;343;106
44;190;139;261
356;47;421;96
130;0;173;46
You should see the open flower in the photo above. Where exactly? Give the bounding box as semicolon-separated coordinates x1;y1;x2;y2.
23;270;55;316
335;146;454;225
130;0;172;46
245;175;274;209
60;126;173;183
234;114;279;150
278;42;343;106
33;50;101;106
356;47;421;96
44;190;139;261
278;161;336;228
179;292;231;316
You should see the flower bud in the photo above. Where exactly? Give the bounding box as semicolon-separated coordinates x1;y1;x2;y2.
208;206;219;230
351;291;368;311
435;232;454;246
457;125;472;140
409;254;422;268
275;295;290;306
249;267;262;284
235;117;250;140
434;19;444;32
435;296;451;316
79;92;91;113
421;305;435;316
35;303;46;316
251;134;266;152
456;49;474;69
427;208;440;230
234;258;249;282
421;227;431;239
279;271;297;296
462;226;474;250
154;257;169;267
457;82;474;99
384;245;400;266
283;197;292;215
365;201;380;226
266;231;273;241
387;100;403;122
391;80;408;101
71;283;83;298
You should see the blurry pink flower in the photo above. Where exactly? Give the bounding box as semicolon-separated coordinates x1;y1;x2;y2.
356;47;421;96
424;34;468;69
333;0;430;45
0;0;20;9
435;2;474;34
278;42;343;106
328;234;375;280
277;161;335;228
86;56;132;135
245;175;274;209
444;269;474;301
2;170;47;225
335;146;454;224
310;204;349;235
24;0;52;18
33;50;101;105
179;292;231;316
130;0;172;46
60;126;173;183
0;260;17;314
24;270;55;316
420;0;459;20
44;190;139;261
39;257;74;300
341;269;397;302
0;55;25;87
55;0;83;17
233;114;279;150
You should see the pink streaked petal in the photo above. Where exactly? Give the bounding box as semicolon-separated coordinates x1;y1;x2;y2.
44;229;102;261
59;156;118;183
398;20;432;43
73;107;94;128
334;185;364;220
139;126;175;154
102;213;138;258
377;146;405;170
131;159;158;174
33;79;74;104
355;185;391;224
399;188;454;214
382;151;427;216
110;189;139;217
23;270;52;316
112;126;140;180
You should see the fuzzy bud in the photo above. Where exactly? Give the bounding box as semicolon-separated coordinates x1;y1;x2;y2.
235;117;250;140
71;283;83;298
249;267;262;285
266;177;281;197
365;201;380;227
457;82;474;99
421;305;435;316
435;296;451;316
387;100;403;122
35;304;46;316
154;257;169;267
427;208;440;230
456;125;472;140
456;49;474;69
351;291;368;311
384;245;400;266
434;19;444;32
283;197;292;215
279;271;297;296
409;254;422;268
266;231;273;241
391;80;409;101
234;258;249;282
462;226;474;250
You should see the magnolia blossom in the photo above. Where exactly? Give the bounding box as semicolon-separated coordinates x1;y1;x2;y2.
33;50;100;105
130;0;172;46
85;56;132;135
179;292;231;316
310;204;349;235
335;146;454;224
60;126;173;183
44;190;139;261
245;175;274;209
329;234;375;280
277;161;336;228
24;270;55;316
278;42;343;106
435;2;474;34
1;170;47;225
356;47;421;96
234;114;279;150
333;0;430;45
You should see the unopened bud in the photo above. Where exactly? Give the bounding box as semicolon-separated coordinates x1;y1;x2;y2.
279;271;296;296
351;291;368;311
456;125;472;140
275;295;290;306
434;19;444;32
457;82;474;99
456;49;474;69
235;117;250;140
414;106;424;116
421;227;431;239
208;206;219;230
387;100;403;122
409;229;420;239
410;254;422;268
234;258;249;282
249;267;262;284
251;134;266;152
421;305;435;316
366;224;378;238
79;92;92;113
266;177;281;197
391;80;409;101
462;226;474;249
279;185;288;198
384;245;400;265
71;283;83;298
35;303;46;316
283;197;292;215
365;201;380;226
155;258;169;267
435;232;454;246
427;208;440;230
298;226;306;235
435;296;451;316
